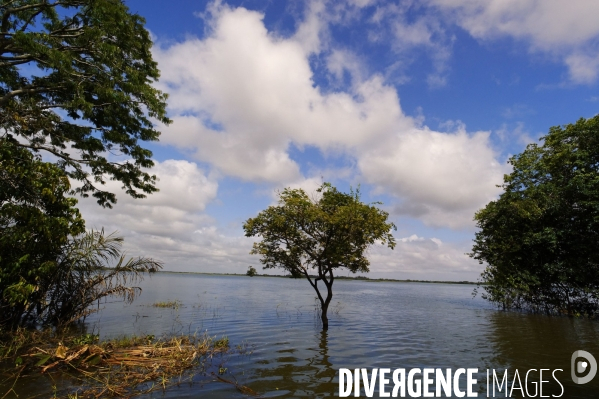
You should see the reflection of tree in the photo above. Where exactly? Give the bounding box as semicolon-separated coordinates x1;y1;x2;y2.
249;331;337;397
486;312;599;398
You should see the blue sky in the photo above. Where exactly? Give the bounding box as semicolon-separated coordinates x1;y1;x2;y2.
79;0;599;281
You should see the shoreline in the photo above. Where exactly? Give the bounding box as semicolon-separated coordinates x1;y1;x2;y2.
150;270;480;285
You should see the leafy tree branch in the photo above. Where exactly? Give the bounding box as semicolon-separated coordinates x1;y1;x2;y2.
1;0;171;207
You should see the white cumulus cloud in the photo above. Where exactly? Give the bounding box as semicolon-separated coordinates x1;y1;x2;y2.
76;160;236;270
153;4;505;230
359;126;507;229
366;235;482;281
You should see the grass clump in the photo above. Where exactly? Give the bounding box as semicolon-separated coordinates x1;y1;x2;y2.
213;336;229;349
151;300;181;309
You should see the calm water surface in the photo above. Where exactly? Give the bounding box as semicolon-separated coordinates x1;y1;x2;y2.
5;273;599;398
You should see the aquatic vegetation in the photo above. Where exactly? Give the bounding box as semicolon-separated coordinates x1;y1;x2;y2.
213;336;229;349
151;300;182;309
0;329;255;398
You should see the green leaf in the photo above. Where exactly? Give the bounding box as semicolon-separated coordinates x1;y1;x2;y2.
34;354;53;367
83;354;102;366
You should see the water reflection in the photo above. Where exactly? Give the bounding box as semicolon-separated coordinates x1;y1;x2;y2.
486;311;599;398
248;330;336;397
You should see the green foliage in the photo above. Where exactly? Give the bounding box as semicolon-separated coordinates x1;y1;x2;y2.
213;336;229;349
0;0;166;330
246;265;257;277
41;229;163;325
244;183;395;329
1;215;163;327
1;0;170;207
244;183;396;276
72;333;99;346
152;300;181;309
0;142;162;327
0;140;85;326
471;116;599;316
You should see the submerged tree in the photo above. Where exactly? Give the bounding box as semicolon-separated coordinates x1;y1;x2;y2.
1;0;170;207
244;183;396;330
471;116;599;316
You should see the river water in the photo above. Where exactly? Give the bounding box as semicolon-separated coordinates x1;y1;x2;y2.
5;273;599;398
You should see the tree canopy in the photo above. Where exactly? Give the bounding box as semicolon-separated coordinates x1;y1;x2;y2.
471;116;599;316
246;266;258;277
1;0;170;207
243;183;396;330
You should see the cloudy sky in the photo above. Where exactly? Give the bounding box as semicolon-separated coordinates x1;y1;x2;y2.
79;0;599;281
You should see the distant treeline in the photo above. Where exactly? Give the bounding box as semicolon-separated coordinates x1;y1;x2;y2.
153;270;478;285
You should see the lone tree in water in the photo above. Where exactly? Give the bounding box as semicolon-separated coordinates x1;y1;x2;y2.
243;183;396;330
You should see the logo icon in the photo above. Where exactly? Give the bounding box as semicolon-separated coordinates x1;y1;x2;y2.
571;350;597;384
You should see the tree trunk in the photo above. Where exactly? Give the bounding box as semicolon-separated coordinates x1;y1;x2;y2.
320;282;333;331
321;300;329;330
304;267;334;331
